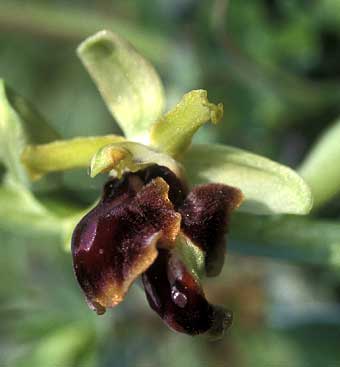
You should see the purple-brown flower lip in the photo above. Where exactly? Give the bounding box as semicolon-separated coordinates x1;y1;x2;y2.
72;164;243;336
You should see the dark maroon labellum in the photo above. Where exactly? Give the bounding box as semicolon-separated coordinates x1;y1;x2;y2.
72;170;181;313
71;164;243;337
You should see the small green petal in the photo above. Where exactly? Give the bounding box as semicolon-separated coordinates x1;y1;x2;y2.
299;117;340;209
182;144;313;215
77;30;165;140
90;141;184;180
150;90;223;157
21;135;125;180
0;79;59;186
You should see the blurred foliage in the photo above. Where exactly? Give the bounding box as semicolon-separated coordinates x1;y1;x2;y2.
1;0;340;366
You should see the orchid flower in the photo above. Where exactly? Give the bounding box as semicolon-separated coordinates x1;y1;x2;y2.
0;31;312;338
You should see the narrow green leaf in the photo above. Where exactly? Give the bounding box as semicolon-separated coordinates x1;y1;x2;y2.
22;135;125;180
0;79;59;185
77;30;165;140
150;90;223;157
90;141;184;180
182;144;313;215
299;117;340;209
231;213;340;269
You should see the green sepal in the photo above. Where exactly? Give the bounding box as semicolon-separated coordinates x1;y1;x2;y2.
182;144;313;215
77;30;165;140
150;89;223;157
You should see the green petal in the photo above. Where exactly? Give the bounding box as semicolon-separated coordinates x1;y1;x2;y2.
0;79;59;186
182;144;313;215
77;30;165;140
89;141;184;180
299;117;340;209
150;90;223;157
22;135;125;180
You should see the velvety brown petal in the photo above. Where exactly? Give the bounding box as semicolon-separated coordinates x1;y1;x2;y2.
72;174;181;314
142;249;233;337
179;184;243;276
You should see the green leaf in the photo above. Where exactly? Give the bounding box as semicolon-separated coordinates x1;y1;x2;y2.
77;30;165;140
0;177;63;239
182;144;313;215
231;213;340;269
299;117;340;209
150;90;223;157
22;135;125;180
0;79;59;186
89;141;184;180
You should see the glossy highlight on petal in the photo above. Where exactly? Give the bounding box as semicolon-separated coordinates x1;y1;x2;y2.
179;184;243;276
72;171;181;314
142;249;233;338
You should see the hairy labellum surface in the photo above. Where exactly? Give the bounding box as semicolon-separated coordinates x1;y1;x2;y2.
72;174;181;313
180;184;243;276
71;165;243;336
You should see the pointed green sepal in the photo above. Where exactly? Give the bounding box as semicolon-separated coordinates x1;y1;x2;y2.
182;144;313;215
150;90;223;157
77;30;165;140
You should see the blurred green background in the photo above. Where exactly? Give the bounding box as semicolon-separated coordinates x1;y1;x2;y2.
1;0;340;366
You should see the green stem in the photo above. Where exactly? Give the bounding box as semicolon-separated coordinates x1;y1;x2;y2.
231;213;340;268
0;2;171;64
21;135;125;179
